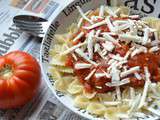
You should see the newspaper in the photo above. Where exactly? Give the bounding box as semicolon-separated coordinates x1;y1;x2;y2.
0;0;84;120
0;0;160;120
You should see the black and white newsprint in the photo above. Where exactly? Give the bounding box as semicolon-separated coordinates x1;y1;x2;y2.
0;0;84;120
0;0;160;120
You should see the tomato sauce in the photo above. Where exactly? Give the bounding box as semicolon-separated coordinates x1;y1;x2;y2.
74;64;114;93
68;12;160;93
114;44;129;57
128;52;160;83
72;54;113;93
67;46;160;93
65;55;74;67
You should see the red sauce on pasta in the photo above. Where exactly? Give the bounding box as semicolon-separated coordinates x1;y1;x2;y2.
65;42;160;93
64;12;160;93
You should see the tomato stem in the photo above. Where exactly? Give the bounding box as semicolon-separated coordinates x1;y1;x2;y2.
0;64;13;80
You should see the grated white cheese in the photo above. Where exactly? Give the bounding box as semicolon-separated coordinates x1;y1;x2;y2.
95;73;105;78
90;16;98;22
103;33;117;42
129;87;135;107
78;18;83;29
131;47;147;57
73;32;84;42
87;30;95;59
101;53;109;60
61;41;87;55
124;50;132;60
105;78;130;87
110;66;120;82
85;69;96;80
123;66;128;72
83;19;107;30
113;20;128;26
128;19;136;26
134;72;142;80
94;43;100;52
121;66;140;78
142;28;150;45
101;49;108;56
90;16;103;22
72;53;78;61
119;34;142;43
94;43;100;53
99;5;104;17
95;29;101;37
75;48;98;66
97;50;107;60
108;59;116;65
106;16;117;32
101;32;118;36
77;10;91;28
138;67;151;109
94;36;106;41
95;86;102;89
103;33;121;47
104;71;111;78
130;87;135;100
105;7;117;17
102;41;115;52
149;46;159;53
101;48;107;54
128;20;137;35
116;87;121;101
74;63;92;69
128;93;142;114
116;23;131;31
114;8;121;15
76;6;93;24
65;45;78;61
95;72;110;78
109;54;123;61
104;101;121;106
147;107;160;117
144;66;151;81
107;60;118;71
116;60;127;68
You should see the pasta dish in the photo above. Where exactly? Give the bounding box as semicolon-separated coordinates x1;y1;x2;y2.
49;5;160;120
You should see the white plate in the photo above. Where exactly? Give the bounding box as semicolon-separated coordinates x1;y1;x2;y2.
40;0;159;119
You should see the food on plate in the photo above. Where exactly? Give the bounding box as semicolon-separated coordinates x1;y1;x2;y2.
49;5;160;119
0;51;41;109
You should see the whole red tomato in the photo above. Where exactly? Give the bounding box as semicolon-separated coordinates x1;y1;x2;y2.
0;51;41;109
